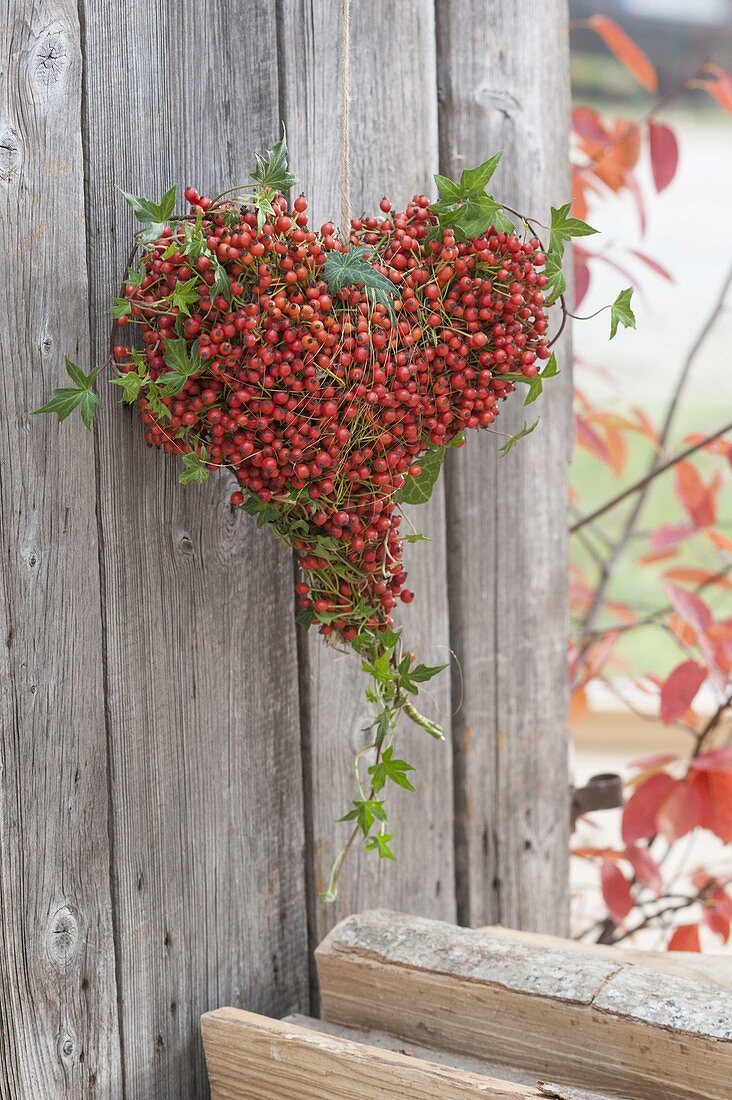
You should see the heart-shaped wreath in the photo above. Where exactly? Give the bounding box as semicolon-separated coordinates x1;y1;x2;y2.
37;132;632;897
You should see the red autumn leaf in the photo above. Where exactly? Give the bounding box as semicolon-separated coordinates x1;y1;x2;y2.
573;846;622;860
629;249;673;282
574;253;590;309
662;583;713;636
625;843;662;894
691;770;732;843
604;601;638;625
586;16;658;92
664;566;732;592
708;529;732;552
572;106;609;144
582;630;621;681
629;405;658;443
689;747;732;773
703;909;730;943
675;462;716;528
627;752;679;770
603;424;628;476
639;546;678;565
657;779;703;842
589;122;642;193
659;660;707;724
649;524;694;552
571;170;592;223
622;772;675;844
668;923;701;952
701;64;732;115
569;685;588;723
648;121;679;192
575;414;612;466
712;894;732;921
600;860;634;923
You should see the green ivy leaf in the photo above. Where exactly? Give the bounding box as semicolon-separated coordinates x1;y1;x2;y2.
407;662;447;684
518;352;560;406
610;287;636;339
145;383;172;422
110;297;132;319
433;192;514;240
368;746;416;794
323;246;398;314
433;174;463;203
543;246;566;305
120;185;177;225
458;152;503;194
431;154;513;240
157;338;202;395
110;361;150;404
365;832;396;860
167;277;200;316
549;203;598;248
251;126;298;195
499;417;539;457
337;799;387;836
179;447;210;485
395;444;445;506
33;356;102;430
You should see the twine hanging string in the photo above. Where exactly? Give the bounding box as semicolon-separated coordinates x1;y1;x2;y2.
340;0;351;237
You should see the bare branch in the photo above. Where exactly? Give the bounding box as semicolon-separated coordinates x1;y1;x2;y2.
570;420;732;535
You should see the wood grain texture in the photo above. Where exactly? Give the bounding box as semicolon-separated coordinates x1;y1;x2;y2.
82;3;309;1095
317;911;732;1100
436;0;573;931
284;1016;616;1099
277;0;456;945
0;2;122;1096
479;924;732;989
201;1008;540;1099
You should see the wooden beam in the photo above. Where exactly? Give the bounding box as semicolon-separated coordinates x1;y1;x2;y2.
436;0;573;931
317;911;732;1100
202;1008;544;1099
82;2;309;1093
277;0;456;949
0;1;122;1093
478;924;732;989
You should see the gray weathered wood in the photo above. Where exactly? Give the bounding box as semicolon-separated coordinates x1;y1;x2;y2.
479;923;732;989
0;3;122;1096
436;0;573;931
317;911;732;1100
81;3;309;1095
278;0;456;946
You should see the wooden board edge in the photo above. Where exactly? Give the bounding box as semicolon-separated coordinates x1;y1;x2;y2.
201;1008;538;1099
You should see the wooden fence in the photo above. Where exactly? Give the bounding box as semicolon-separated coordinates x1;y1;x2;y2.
0;1;571;1096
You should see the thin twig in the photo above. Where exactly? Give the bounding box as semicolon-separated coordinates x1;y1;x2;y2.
571;420;732;534
577;261;732;638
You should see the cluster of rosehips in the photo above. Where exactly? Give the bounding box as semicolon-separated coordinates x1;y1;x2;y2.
113;189;553;641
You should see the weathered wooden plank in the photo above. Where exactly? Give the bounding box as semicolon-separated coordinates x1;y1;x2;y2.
81;3;309;1094
278;0;456;951
479;924;732;989
0;4;122;1096
284;1015;541;1086
285;1016;616;1099
436;0;573;930
317;911;732;1100
201;1008;541;1099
